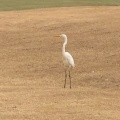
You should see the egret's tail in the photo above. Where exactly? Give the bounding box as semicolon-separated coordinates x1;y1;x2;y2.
72;64;75;68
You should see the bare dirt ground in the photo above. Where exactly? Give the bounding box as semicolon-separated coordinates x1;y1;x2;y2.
0;6;120;120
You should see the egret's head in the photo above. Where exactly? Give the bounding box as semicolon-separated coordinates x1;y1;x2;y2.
60;34;67;39
55;34;67;40
60;34;67;38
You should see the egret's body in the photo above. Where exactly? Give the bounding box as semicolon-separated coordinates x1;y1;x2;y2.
57;34;75;88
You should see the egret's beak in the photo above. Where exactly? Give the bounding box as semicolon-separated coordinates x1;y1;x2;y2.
54;35;60;37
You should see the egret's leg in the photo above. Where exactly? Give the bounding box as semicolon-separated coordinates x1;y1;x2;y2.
69;71;71;89
64;70;67;88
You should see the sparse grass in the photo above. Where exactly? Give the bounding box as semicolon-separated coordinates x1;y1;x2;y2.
0;0;120;11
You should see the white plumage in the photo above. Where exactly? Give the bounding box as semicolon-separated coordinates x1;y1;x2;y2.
62;52;75;68
56;34;75;88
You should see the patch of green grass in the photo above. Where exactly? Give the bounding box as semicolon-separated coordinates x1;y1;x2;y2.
0;0;120;11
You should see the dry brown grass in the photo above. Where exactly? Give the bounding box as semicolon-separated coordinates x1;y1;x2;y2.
0;7;120;120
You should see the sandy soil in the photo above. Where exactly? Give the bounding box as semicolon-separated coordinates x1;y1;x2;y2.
0;6;120;120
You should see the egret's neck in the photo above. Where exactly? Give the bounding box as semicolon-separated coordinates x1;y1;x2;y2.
62;37;67;56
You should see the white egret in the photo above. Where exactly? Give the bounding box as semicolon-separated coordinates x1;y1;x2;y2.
56;34;75;88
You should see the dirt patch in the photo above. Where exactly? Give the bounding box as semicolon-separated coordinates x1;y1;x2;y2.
0;7;120;120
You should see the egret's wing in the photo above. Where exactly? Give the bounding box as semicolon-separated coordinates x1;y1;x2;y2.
65;52;75;67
